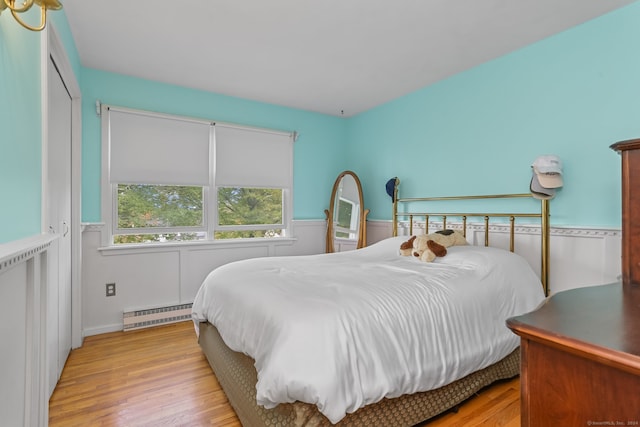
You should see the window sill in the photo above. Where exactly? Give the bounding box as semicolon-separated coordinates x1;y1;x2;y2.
97;236;297;255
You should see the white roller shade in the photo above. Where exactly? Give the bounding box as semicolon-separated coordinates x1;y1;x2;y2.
109;108;211;185
215;125;292;188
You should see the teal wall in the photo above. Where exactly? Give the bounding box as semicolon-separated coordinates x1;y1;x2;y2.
0;9;80;244
79;69;348;222
0;10;43;243
3;2;640;244
348;2;640;227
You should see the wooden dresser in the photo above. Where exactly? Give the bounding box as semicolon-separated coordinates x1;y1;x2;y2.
507;283;640;425
507;139;640;426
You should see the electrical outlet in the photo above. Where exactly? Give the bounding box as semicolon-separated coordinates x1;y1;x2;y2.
106;283;116;297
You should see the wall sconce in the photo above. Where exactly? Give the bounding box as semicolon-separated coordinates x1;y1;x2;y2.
0;0;62;32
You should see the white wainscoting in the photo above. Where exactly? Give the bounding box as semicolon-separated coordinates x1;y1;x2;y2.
81;220;326;336
81;219;621;336
0;234;56;427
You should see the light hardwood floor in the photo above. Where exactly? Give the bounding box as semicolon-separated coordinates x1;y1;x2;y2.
49;321;520;426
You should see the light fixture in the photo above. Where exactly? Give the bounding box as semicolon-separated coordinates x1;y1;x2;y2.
0;0;62;32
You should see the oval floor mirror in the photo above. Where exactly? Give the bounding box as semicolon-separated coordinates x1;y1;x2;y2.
325;170;369;253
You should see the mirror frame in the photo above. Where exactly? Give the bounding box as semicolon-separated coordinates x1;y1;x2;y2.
324;170;369;253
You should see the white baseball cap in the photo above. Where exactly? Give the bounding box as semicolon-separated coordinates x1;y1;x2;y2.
532;155;563;188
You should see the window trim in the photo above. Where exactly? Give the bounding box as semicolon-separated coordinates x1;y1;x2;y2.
101;104;295;247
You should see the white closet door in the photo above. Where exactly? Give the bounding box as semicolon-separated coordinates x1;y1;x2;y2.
47;55;72;397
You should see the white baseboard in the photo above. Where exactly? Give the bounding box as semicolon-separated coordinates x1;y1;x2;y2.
83;323;124;337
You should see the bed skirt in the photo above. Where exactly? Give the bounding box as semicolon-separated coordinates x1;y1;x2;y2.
198;321;519;427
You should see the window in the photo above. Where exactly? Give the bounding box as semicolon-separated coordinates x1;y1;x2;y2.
215;187;283;239
115;184;205;244
102;106;294;245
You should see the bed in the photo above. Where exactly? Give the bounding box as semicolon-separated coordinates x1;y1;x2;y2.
192;182;549;426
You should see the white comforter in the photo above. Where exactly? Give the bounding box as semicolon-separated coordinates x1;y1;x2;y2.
191;236;545;423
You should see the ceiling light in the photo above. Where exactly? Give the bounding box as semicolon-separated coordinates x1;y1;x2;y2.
0;0;62;32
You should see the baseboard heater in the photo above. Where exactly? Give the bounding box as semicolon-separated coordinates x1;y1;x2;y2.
123;303;193;331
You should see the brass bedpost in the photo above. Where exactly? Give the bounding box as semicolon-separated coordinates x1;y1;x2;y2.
509;216;515;252
484;216;489;246
462;216;467;238
541;199;550;296
392;178;400;236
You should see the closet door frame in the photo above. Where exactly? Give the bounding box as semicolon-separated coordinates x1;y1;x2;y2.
41;24;82;351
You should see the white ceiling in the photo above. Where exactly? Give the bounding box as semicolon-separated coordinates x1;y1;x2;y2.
62;0;635;117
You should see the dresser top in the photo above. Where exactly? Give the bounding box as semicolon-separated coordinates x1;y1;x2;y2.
507;282;640;372
611;138;640;153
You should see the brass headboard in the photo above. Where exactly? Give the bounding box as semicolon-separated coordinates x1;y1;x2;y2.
390;178;550;296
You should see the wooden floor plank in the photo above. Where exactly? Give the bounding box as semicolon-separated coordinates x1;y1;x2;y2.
49;321;520;426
